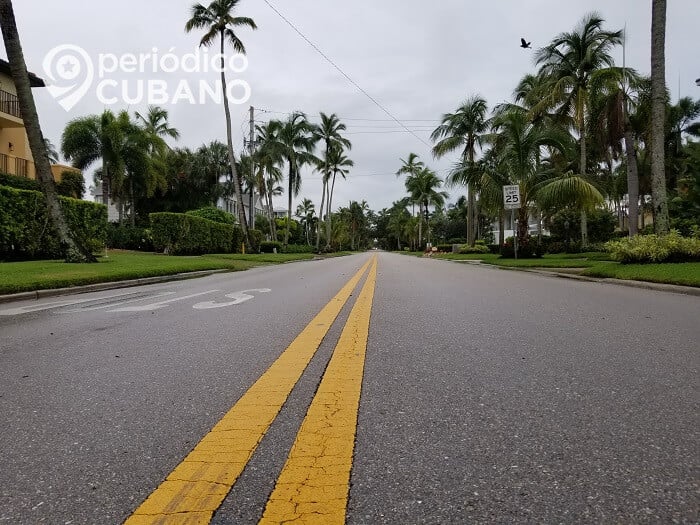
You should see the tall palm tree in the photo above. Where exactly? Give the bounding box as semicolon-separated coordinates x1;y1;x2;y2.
255;121;284;240
535;12;623;244
314;112;351;252
266;113;317;246
395;152;425;216
650;0;669;233
431;96;489;246
405;167;448;248
62;110;137;222
324;143;353;250
135;105;180;156
295;197;315;245
185;0;257;246
0;0;94;261
195;140;229;206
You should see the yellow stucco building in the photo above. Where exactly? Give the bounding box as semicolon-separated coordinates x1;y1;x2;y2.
0;58;78;184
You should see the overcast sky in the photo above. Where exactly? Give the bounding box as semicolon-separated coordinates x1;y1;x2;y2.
10;0;700;213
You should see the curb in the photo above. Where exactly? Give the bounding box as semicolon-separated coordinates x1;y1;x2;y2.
0;269;229;305
436;258;700;297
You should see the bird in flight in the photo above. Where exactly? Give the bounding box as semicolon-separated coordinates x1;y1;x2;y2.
520;38;532;49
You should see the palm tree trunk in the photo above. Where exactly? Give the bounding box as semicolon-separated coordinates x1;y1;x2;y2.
326;171;337;250
623;127;639;236
579;118;589;247
129;177;136;227
316;179;326;252
418;203;423;249
220;32;250;246
499;210;505;253
0;0;95;262
285;165;293;247
650;0;669;234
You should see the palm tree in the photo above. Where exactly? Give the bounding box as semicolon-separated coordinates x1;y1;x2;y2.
487;107;604;245
44;138;59;164
0;0;94;261
405;167;448;248
135;105;180;156
62;110;136;222
650;0;669;233
185;0;257;246
314;112;351;252
535;12;623;244
255;122;284;240
266;113;317;246
431;96;489;246
395;152;425;216
324;144;353;250
195;140;230;206
295;197;315;245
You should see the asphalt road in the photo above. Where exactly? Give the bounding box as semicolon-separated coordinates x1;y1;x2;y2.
0;252;698;524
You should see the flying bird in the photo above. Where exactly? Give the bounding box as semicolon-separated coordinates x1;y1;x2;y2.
520;38;531;49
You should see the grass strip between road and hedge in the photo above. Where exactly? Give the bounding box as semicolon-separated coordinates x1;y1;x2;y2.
428;251;700;287
0;250;327;295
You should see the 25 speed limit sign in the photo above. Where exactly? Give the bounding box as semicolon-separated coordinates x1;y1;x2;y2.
503;185;521;210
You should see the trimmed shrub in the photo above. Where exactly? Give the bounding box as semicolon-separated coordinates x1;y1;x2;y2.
500;236;544;259
106;224;153;251
436;244;453;252
150;212;238;255
260;240;283;253
248;228;263;253
0;185;106;260
0;172;41;192
605;231;700;264
448;238;467;244
283;243;315;254
55;171;85;199
185;206;235;225
459;244;489;254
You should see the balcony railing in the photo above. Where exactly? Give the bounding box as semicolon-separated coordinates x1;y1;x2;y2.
0;152;29;177
0;89;21;119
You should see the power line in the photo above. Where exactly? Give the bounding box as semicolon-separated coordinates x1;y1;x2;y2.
261;0;432;148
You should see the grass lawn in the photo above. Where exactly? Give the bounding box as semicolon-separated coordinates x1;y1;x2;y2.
0;250;326;295
582;262;700;287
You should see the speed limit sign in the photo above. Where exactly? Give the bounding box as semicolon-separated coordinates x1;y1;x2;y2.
503;185;521;210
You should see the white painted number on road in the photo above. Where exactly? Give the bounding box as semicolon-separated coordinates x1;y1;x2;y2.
192;289;271;310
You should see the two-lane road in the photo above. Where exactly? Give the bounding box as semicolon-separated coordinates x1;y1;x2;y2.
1;252;698;523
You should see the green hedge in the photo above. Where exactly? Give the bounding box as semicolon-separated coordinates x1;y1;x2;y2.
0;184;107;260
260;240;283;253
150;212;238;255
459;244;489;254
283;243;315;254
605;231;700;263
106;224;154;251
185;206;235;225
0;172;41;192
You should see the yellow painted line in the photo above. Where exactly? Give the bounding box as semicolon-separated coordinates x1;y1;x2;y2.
260;256;378;525
125;258;373;525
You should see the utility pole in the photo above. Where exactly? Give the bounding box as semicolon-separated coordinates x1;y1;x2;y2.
248;105;255;229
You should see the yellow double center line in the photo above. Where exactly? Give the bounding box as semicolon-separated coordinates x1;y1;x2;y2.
126;256;378;524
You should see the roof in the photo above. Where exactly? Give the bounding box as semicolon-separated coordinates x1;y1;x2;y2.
0;58;45;87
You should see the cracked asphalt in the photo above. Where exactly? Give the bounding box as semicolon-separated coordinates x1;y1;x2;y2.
1;252;698;524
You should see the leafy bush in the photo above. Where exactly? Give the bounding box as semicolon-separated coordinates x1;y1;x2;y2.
247;228;263;253
500;236;544;259
448;238;467;244
185;206;236;225
488;244;501;254
0;185;106;260
150;212;238;255
55;171;85;199
0;172;41;191
436;244;453;252
459;244;489;254
260;240;283;253
605;231;700;264
548;208;616;243
283;243;315;254
106;224;154;251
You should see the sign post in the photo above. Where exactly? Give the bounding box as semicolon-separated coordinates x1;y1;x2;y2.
503;185;521;259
